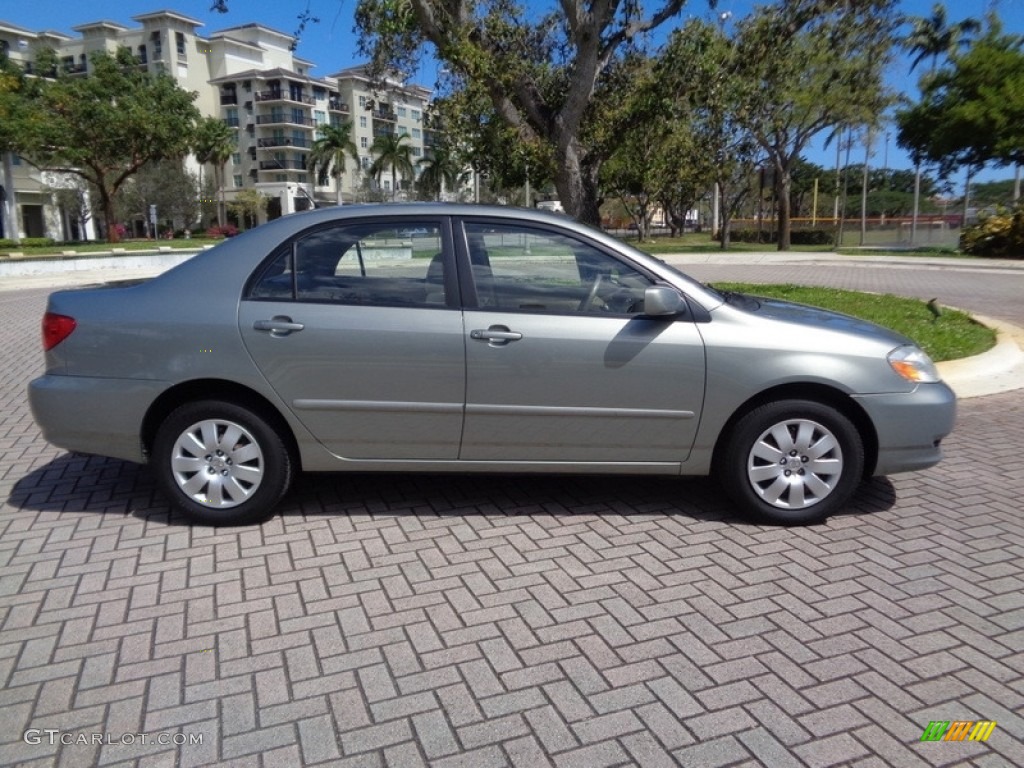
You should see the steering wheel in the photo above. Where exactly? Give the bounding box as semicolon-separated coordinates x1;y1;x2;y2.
578;274;605;312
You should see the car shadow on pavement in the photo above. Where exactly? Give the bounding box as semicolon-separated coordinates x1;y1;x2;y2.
8;453;897;529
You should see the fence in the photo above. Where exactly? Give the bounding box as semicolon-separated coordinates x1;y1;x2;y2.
726;216;963;249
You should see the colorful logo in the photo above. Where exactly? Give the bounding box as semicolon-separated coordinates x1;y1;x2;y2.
920;721;997;742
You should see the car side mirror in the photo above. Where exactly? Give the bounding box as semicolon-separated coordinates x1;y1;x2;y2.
643;285;685;317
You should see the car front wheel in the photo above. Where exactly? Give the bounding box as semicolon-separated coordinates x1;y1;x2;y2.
716;399;865;525
152;400;293;526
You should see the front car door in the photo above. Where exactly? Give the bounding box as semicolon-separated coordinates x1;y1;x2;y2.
457;218;706;464
239;217;465;460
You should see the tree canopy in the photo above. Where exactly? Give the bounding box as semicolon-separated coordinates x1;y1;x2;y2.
896;16;1024;176
12;47;201;241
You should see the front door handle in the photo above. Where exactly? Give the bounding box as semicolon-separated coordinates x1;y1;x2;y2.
253;316;305;336
470;326;523;345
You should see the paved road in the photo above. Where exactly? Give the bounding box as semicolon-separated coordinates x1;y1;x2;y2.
1;263;1022;768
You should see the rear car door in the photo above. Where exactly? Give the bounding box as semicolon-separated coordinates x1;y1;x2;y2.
457;218;706;464
238;217;466;460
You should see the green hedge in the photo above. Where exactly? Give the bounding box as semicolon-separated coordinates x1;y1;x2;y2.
0;237;57;249
721;229;835;246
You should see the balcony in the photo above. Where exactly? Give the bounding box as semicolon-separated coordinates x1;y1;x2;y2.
255;91;316;106
372;109;397;122
257;137;311;149
223;117;240;128
328;99;350;114
259;160;307;171
220;93;238;105
255;114;316;128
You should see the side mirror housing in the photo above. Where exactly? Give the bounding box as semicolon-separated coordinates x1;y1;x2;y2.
643;285;685;317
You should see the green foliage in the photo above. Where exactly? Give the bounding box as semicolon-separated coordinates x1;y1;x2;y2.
959;205;1024;258
713;283;995;361
723;229;835;245
10;47;200;241
309;123;359;203
897;15;1024;174
227;189;269;231
370;132;415;200
0;237;55;249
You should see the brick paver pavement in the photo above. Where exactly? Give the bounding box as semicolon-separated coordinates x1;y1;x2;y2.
1;264;1022;768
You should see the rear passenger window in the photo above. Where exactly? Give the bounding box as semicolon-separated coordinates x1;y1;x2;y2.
248;221;448;307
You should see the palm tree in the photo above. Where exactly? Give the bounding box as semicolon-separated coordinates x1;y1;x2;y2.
369;132;414;201
193;116;235;227
904;4;981;75
416;144;467;201
902;4;981;243
308;122;359;205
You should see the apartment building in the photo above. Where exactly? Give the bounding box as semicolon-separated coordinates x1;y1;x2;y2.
0;10;436;241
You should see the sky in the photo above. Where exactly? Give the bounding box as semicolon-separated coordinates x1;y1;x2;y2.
3;0;1023;184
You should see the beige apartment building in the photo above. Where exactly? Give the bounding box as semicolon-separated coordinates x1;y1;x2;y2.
0;10;440;241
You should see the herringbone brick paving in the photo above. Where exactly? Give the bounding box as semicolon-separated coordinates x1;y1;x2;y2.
1;265;1022;767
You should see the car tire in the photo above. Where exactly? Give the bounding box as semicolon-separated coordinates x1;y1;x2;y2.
716;399;864;525
152;400;293;526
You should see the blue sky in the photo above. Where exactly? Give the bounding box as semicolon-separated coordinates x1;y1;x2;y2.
4;0;1023;183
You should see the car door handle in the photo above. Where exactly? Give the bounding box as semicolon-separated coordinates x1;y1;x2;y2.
470;327;523;344
253;316;305;335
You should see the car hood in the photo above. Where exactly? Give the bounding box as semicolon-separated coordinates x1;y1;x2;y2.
744;295;913;347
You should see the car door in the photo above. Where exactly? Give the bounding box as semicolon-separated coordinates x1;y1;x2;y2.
238;217;466;460
457;218;706;464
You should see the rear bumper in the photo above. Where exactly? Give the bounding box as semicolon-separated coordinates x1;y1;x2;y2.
852;381;957;476
28;374;166;464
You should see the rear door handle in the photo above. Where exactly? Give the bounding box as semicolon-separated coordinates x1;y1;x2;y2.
253;316;305;335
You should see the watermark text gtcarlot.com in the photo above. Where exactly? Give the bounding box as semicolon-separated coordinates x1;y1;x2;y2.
24;730;202;746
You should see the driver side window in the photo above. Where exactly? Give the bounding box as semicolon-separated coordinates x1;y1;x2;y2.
463;221;651;314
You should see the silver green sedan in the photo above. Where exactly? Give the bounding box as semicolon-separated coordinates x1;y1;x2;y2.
29;204;955;526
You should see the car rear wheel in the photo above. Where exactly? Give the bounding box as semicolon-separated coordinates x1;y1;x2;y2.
716;399;864;525
152;400;293;526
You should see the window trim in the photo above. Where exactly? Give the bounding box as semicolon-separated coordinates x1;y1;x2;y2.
243;216;460;310
453;216;667;318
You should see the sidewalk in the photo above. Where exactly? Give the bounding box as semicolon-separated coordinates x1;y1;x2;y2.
3;248;1023;399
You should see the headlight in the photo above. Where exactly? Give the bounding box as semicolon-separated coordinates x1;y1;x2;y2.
888;345;941;383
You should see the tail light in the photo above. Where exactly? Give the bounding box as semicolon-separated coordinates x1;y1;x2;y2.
42;312;77;351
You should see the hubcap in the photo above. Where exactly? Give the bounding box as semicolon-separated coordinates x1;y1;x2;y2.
170;419;264;509
746;418;843;510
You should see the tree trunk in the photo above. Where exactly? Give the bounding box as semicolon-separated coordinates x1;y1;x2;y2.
553;137;601;226
775;165;792;251
98;187;120;243
2;152;21;244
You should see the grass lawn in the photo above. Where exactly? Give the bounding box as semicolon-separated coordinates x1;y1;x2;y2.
713;283;996;362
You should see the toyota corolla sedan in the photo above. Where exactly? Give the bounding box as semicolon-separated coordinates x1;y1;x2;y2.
29;204;956;526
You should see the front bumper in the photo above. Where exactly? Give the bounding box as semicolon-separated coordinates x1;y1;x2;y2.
28;374;167;464
852;381;957;476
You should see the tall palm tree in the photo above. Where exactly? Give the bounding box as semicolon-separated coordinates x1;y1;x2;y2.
369;132;414;201
416;144;467;201
902;4;981;242
193;116;235;227
904;4;981;75
308;122;359;205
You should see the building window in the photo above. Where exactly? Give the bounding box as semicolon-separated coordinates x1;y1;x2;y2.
361;156;370;170
397;106;407;118
359;116;367;128
412;109;421;122
412;147;422;157
358;95;367;108
412;128;421;139
360;137;368;148
11;155;21;166
176;32;186;59
314;110;326;125
276;174;287;182
151;31;162;59
232;153;241;165
234;175;243;188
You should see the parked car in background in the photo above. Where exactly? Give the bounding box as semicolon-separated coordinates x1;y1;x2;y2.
29;204;955;526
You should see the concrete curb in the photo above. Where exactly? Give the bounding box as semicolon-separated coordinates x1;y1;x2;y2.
938;315;1024;399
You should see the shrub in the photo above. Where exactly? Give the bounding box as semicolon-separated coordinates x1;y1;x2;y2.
959;205;1024;258
205;224;239;238
719;229;834;246
0;237;57;249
